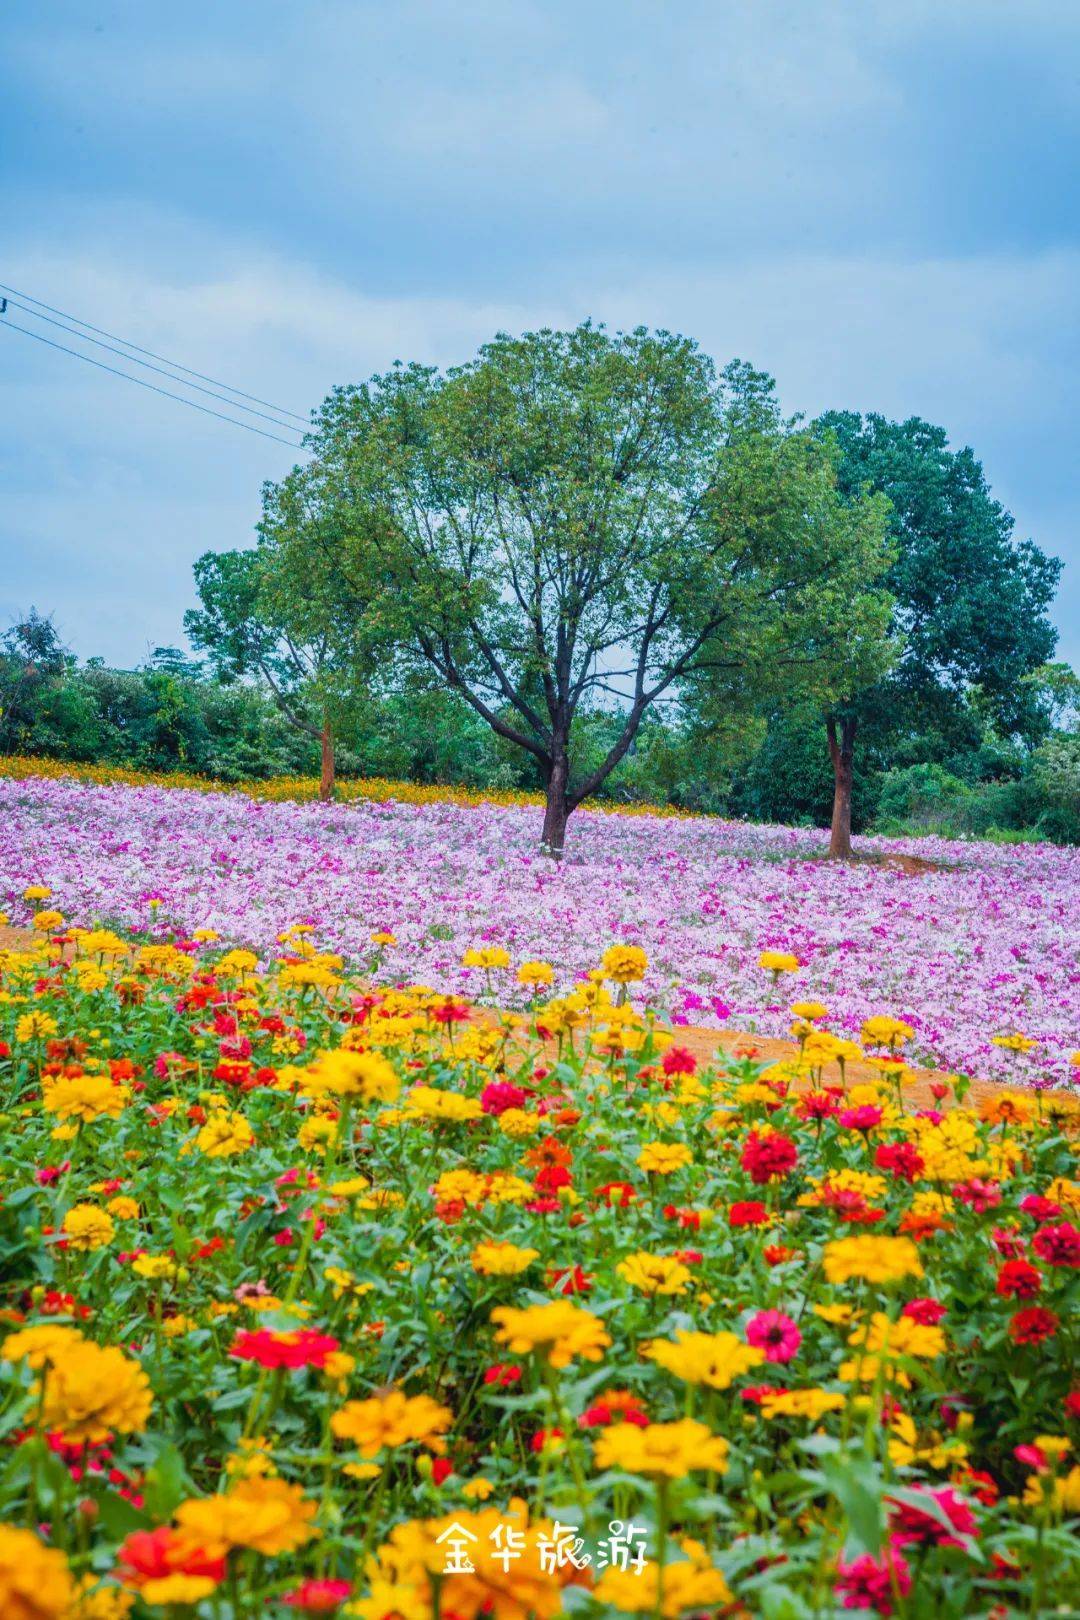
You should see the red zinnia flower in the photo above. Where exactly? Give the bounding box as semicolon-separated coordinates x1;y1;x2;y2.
230;1329;340;1370
834;1544;912;1616
740;1131;798;1185
729;1200;771;1227
1032;1222;1080;1268
995;1260;1042;1300
746;1310;801;1363
661;1046;697;1076
902;1297;947;1325
1008;1306;1059;1345
889;1486;977;1549
282;1579;353;1612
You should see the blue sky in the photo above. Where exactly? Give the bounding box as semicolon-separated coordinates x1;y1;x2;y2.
2;0;1078;667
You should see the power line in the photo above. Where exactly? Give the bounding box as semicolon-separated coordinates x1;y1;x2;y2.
3;296;306;433
0;279;310;425
0;317;307;449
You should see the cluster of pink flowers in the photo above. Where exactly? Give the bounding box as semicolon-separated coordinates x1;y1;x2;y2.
3;774;1077;1084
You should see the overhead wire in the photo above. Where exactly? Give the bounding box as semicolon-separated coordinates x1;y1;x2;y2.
0;317;307;449
2;295;307;433
0;278;309;425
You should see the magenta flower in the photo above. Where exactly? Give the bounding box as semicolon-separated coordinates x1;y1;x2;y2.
746;1309;802;1363
834;1544;912;1615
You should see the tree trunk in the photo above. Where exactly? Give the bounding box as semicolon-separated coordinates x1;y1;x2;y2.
319;717;336;803
540;751;570;860
826;716;857;859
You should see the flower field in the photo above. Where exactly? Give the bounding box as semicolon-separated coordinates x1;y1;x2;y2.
0;921;1078;1619
2;766;1078;1088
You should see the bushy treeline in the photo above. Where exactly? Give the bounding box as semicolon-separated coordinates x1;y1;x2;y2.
3;614;1077;842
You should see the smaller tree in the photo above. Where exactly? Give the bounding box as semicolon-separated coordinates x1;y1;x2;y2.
186;467;379;800
813;412;1061;857
0;609;71;754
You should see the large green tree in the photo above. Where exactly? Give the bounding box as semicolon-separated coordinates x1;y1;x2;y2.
293;324;892;853
813;412;1061;856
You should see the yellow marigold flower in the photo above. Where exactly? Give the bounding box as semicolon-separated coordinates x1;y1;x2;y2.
0;1525;74;1619
759;1388;846;1421
991;1031;1037;1053
758;951;800;974
791;1001;828;1021
1045;1178;1080;1212
846;1310;946;1362
15;1011;58;1043
32;909;64;932
860;1014;914;1048
327;1177;371;1199
822;1235;923;1286
600;944;648;984
2;1323;85;1368
594;1542;732;1617
298;1114;338;1154
41;1343;152;1444
637;1141;693;1175
401;1086;483;1124
61;1204;115;1251
130;1255;177;1281
462;1477;496;1501
196;1110;255;1157
215;949;259;977
517;960;554;987
616;1251;692;1296
646;1329;765;1388
471;1241;540;1276
594;1419;729;1479
175;1475;318;1556
370;930;397;946
42;1071;125;1123
1023;1465;1080;1514
498;1108;540;1139
300;1049;400;1104
331;1390;453;1455
23;884;52;901
979;1091;1035;1127
67;1573;134;1618
462;946;510;970
491;1301;611;1367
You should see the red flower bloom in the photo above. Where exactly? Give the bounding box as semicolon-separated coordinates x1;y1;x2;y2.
483;1363;522;1387
902;1297;947;1325
889;1486;978;1549
763;1244;798;1265
834;1544;912;1616
729;1200;771;1228
230;1329;340;1370
548;1264;592;1296
480;1081;528;1116
1032;1222;1080;1268
995;1260;1042;1300
746;1310;801;1363
595;1182;636;1208
1019;1194;1063;1221
661;1046;697;1076
740;1131;798;1185
952;1179;1001;1212
840;1105;884;1133
117;1526;226;1588
1008;1306;1059;1345
282;1580;352;1613
875;1142;925;1182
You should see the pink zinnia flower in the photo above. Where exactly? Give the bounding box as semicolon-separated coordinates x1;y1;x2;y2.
746;1309;801;1363
834;1543;912;1615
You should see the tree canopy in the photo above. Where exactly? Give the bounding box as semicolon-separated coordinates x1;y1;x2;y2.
291;323;893;851
811;411;1062;854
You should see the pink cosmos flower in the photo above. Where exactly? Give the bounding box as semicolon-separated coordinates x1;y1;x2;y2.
746;1309;801;1363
